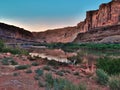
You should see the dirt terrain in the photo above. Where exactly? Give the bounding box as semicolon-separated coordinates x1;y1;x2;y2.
0;52;109;90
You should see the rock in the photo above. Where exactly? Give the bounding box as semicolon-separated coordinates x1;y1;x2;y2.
74;25;120;43
6;52;12;56
0;54;4;59
99;35;120;43
21;55;28;61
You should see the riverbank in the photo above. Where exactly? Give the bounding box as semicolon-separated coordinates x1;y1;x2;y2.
0;41;120;90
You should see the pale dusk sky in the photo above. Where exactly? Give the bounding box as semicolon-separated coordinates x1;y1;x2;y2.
0;0;111;32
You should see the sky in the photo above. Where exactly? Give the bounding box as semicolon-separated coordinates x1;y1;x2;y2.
0;0;111;32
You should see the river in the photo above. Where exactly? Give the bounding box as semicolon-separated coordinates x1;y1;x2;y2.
29;48;77;63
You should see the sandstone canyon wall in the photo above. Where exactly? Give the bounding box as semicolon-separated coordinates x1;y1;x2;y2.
77;0;120;32
34;0;120;43
74;0;120;43
32;27;78;43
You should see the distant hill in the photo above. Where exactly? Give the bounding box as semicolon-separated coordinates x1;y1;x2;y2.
0;22;35;43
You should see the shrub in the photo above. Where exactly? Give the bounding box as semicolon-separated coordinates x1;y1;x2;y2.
68;51;84;64
54;78;75;90
0;40;28;55
1;57;18;65
79;43;120;50
61;79;76;90
13;72;19;76
73;72;79;76
31;62;39;66
60;69;71;74
97;57;120;75
64;70;71;74
76;51;86;63
0;40;5;51
2;47;29;55
109;74;120;90
45;73;54;88
77;83;87;90
15;65;29;70
47;60;68;67
10;60;18;65
38;80;45;87
34;75;40;80
60;69;66;73
46;43;120;52
45;73;87;90
96;69;109;85
47;60;59;66
25;69;32;74
35;68;43;76
53;78;87;90
1;58;9;65
43;66;51;71
56;71;64;76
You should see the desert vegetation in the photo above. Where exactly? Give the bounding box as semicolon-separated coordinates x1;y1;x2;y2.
0;40;28;55
96;57;120;90
0;40;120;90
37;43;120;52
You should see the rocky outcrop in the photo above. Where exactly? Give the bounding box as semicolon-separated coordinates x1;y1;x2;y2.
74;25;120;43
100;35;120;43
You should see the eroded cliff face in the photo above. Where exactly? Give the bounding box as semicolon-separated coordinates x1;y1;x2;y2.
34;0;120;43
77;0;120;32
74;0;120;43
33;27;78;43
74;25;120;43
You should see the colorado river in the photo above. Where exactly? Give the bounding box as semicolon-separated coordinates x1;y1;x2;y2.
29;48;77;63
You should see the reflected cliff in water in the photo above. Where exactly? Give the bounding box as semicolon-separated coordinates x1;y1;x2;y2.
29;48;77;63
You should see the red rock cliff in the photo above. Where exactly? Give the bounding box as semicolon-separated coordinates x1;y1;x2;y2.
77;0;120;32
34;0;120;43
33;27;78;43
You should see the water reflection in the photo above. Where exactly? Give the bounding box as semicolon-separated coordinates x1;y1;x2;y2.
29;48;99;66
29;53;70;63
29;49;76;63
